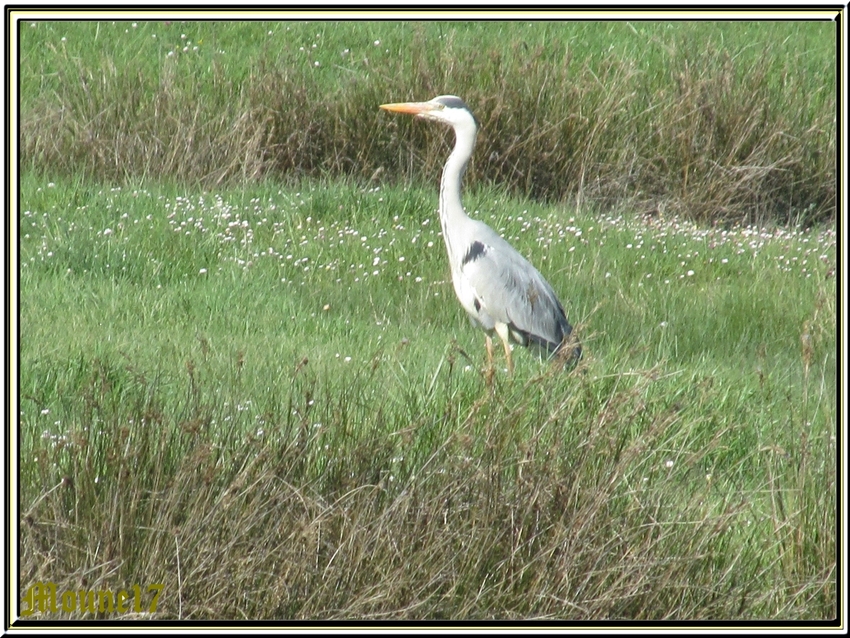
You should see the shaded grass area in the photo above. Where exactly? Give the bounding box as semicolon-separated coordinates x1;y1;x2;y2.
20;351;835;620
18;177;836;620
18;20;836;225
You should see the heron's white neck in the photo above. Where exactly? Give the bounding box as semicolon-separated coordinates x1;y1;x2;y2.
439;118;478;263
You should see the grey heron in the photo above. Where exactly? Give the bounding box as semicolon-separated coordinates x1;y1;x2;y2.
380;95;581;373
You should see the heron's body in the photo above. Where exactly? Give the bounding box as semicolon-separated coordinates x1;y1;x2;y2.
380;95;580;372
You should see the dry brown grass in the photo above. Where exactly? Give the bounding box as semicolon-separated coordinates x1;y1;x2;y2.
19;25;835;227
20;358;835;621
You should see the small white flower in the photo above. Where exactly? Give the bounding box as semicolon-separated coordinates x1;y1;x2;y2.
665;460;674;469
199;268;207;274
687;270;694;276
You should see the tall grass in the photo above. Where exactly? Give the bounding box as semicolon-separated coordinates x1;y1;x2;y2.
18;20;836;225
18;176;836;620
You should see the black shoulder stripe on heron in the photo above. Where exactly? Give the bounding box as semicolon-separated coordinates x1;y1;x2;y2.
462;241;487;266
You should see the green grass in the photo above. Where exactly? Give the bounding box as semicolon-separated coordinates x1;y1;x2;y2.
18;19;836;225
16;16;837;622
18;172;836;620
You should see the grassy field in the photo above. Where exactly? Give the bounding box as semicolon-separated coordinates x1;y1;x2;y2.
16;18;838;621
18;173;836;620
19;19;835;225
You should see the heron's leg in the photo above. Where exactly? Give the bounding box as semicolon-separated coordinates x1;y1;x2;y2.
494;323;514;375
484;334;496;386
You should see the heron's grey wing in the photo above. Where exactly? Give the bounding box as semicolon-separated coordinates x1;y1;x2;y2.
459;234;573;354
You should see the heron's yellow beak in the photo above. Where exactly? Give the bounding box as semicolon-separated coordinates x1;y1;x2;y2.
379;101;438;116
